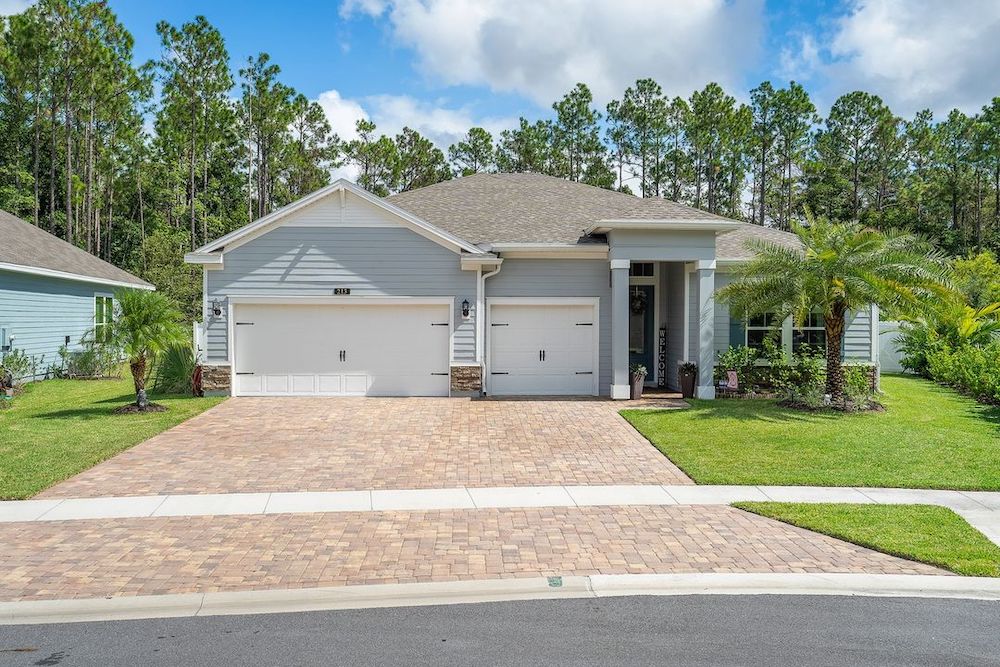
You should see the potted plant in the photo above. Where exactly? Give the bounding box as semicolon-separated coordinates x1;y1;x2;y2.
629;363;648;399
678;361;698;398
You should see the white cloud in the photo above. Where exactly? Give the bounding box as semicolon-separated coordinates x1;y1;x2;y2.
0;0;34;16
314;88;516;181
340;0;765;105
778;33;820;82
821;0;1000;115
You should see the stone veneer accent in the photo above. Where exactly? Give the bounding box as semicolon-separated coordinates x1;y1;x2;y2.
201;364;231;395
450;364;482;395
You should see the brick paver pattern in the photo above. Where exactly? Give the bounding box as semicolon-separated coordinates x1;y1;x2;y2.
40;397;692;498
0;506;942;601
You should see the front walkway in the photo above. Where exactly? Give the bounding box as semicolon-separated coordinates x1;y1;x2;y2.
38;397;692;498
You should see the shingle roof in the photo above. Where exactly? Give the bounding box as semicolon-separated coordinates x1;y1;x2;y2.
387;172;735;244
716;224;803;261
0;210;152;288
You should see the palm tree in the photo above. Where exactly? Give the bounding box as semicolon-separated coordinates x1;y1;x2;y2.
105;289;187;409
717;213;950;402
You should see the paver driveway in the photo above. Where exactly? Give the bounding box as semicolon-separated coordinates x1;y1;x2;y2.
0;505;942;601
40;397;692;498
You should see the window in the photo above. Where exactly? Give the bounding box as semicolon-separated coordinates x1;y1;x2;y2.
94;295;113;343
629;263;654;277
745;312;782;351
793;309;826;354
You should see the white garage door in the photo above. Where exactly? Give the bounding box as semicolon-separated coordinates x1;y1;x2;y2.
232;302;451;396
488;301;598;396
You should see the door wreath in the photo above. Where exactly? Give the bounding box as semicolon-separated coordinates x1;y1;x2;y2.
630;287;647;315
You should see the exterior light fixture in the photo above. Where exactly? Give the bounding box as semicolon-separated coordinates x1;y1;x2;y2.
211;299;222;317
461;299;471;318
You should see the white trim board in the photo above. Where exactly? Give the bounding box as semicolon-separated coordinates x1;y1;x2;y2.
0;261;154;291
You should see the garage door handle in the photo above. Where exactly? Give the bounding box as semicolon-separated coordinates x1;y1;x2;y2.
235;372;254;375
575;371;592;375
430;372;448;376
490;372;509;375
575;322;593;326
491;323;508;327
431;322;449;326
235;322;254;326
339;350;345;362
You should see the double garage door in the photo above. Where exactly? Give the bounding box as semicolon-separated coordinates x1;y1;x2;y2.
232;302;451;397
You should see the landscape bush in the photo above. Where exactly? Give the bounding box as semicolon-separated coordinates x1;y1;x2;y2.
925;343;1000;405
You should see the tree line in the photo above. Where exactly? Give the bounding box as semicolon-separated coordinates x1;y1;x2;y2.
1;1;998;318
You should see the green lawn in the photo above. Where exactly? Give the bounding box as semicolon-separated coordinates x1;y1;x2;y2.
622;375;1000;490
735;502;1000;577
0;377;225;499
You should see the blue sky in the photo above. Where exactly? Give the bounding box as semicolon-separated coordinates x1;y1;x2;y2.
72;0;1000;149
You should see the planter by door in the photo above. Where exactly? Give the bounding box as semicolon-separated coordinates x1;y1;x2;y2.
678;368;697;398
630;373;646;399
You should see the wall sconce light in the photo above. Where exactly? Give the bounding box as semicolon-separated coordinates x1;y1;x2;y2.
211;299;222;317
461;299;471;318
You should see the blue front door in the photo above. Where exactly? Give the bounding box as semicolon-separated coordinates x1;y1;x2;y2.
628;284;655;383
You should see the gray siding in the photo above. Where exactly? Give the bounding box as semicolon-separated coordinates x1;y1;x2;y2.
844;307;873;361
205;225;476;363
0;270;107;379
485;258;612;395
609;230;716;262
714;271;734;357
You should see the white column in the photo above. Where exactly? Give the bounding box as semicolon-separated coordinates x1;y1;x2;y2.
696;260;716;399
610;259;630;399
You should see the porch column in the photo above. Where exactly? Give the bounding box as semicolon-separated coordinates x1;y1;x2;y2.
610;259;630;399
696;260;716;399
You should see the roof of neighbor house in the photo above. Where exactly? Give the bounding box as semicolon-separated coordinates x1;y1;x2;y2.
387;172;801;258
0;210;152;288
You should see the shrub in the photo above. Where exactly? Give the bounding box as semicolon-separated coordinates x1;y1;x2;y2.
60;341;119;379
152;342;197;395
843;365;875;410
776;348;826;408
0;348;33;388
926;343;1000;404
716;345;759;386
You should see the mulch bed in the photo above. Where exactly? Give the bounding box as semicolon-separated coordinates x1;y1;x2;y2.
113;403;167;414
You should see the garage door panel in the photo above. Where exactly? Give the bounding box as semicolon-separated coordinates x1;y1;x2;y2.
233;302;450;396
489;302;597;396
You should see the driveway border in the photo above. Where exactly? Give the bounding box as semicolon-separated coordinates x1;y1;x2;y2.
3;573;1000;626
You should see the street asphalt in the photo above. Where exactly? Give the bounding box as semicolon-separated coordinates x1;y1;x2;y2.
1;594;998;666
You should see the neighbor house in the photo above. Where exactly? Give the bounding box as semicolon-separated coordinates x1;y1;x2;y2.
185;174;879;398
0;210;153;379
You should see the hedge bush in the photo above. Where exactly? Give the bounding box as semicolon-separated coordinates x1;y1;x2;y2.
926;343;1000;405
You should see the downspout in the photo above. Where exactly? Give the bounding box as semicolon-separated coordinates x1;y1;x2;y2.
479;261;503;395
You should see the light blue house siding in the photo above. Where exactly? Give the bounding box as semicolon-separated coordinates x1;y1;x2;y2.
0;269;107;379
204;225;478;363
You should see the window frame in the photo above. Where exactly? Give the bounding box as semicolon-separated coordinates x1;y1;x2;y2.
94;293;113;344
792;308;827;354
744;311;783;351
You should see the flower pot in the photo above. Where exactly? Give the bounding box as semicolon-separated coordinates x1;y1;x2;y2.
679;370;697;399
630;373;647;400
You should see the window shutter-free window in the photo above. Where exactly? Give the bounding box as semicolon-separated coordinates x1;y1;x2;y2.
94;295;113;343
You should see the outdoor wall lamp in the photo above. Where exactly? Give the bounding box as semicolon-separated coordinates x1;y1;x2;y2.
461;299;471;318
211;299;222;317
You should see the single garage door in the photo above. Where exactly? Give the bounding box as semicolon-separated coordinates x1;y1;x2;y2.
232;302;451;396
488;301;598;396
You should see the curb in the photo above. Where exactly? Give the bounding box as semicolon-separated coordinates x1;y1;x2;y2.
2;573;999;626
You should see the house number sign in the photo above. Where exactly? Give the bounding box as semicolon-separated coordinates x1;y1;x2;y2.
334;288;351;295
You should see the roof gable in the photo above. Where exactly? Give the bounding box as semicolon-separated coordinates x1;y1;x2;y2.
190;180;485;259
0;210;152;289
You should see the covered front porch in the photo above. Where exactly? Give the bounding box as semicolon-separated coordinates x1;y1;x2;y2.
610;258;717;400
